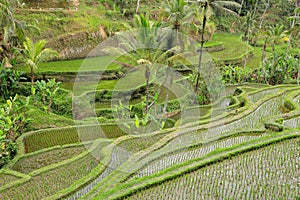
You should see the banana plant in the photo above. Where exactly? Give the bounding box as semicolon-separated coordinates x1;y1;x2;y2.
0;94;30;141
35;79;61;113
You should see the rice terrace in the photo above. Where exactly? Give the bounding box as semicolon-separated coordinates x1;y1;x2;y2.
0;0;299;199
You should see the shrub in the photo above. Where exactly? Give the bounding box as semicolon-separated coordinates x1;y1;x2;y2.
0;68;29;101
0;140;17;168
0;95;30;168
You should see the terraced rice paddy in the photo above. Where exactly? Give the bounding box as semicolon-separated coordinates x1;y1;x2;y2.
125;138;300;200
12;145;86;173
0;174;20;187
1;85;300;200
133;134;264;178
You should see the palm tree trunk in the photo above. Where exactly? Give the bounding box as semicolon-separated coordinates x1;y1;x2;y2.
286;1;298;59
174;22;184;53
163;67;172;117
48;98;52;113
136;0;140;14
195;15;206;93
244;25;250;69
230;0;244;33
259;0;270;29
262;38;268;83
297;62;300;85
30;67;34;93
145;65;150;114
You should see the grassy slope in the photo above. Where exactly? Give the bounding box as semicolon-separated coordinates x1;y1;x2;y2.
16;56;120;73
26;107;74;130
210;33;247;60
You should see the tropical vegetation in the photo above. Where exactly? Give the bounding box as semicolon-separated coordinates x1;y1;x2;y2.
0;0;299;199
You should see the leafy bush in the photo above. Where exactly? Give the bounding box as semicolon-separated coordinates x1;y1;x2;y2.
258;54;299;85
0;68;29;101
0;95;30;168
34;79;72;115
51;89;72;116
0;95;30;141
221;65;255;84
0;140;17;168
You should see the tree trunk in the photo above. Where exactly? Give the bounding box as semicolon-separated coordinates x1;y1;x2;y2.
286;0;298;59
136;0;140;14
195;15;206;93
230;0;244;33
42;94;46;104
145;65;150;115
297;62;300;85
6;129;14;141
48;98;52;113
244;26;250;69
30;67;34;93
259;0;270;29
262;38;268;83
163;67;172;117
174;22;184;53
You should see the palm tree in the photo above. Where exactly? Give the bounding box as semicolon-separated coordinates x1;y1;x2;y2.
268;24;286;54
0;0;39;66
163;0;195;32
190;0;240;93
111;14;163;115
107;13;183;121
260;30;269;83
286;5;300;59
21;38;58;92
258;0;270;29
259;24;286;83
163;0;197;52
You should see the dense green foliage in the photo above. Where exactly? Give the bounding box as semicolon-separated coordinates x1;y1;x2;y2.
0;0;299;199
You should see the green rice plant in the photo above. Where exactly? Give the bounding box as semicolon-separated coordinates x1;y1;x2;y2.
161;94;283;155
61;80;119;93
16;56;121;73
63;132;171;199
133;134;264;179
0;140;109;199
4;86;298;200
23;124;128;153
94;132;299;200
283;115;300;128
247;87;284;103
0;173;20;187
23;127;79;153
123;138;300;200
79;87;299;199
11;145;86;174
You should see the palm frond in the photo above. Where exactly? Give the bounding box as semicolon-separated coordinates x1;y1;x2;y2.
214;1;241;9
211;2;239;16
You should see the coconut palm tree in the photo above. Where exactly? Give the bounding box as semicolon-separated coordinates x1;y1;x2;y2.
111;14;163;115
107;13;183;122
21;38;58;92
286;5;300;58
163;0;196;52
163;0;195;31
268;24;286;54
0;0;39;66
190;0;241;93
